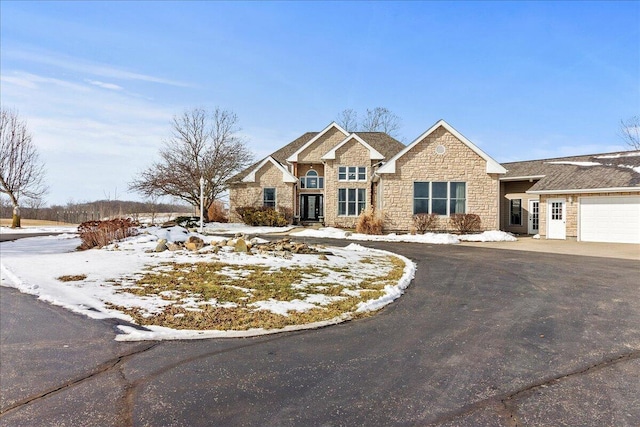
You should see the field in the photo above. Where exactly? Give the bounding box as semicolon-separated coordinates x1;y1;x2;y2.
0;219;78;227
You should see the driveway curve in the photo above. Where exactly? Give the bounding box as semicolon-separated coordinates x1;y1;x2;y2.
1;239;639;426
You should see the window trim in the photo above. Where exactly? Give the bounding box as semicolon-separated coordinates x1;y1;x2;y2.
413;181;467;216
509;198;522;225
338;166;367;182
338;187;366;216
263;187;276;208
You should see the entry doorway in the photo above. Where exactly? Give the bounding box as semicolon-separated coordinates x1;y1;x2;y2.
547;198;566;239
300;194;323;222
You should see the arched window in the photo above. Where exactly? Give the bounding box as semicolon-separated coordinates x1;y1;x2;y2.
305;169;318;188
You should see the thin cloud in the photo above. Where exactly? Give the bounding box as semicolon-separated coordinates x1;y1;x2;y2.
85;79;123;91
5;47;193;88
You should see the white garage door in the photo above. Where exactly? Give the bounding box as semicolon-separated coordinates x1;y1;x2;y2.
580;196;640;244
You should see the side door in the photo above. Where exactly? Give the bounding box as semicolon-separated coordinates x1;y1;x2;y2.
547;198;566;239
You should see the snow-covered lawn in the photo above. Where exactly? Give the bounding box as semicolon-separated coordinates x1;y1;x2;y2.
0;227;415;342
0;222;514;342
290;227;517;244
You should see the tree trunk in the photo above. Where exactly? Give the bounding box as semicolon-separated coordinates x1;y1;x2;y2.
11;205;21;228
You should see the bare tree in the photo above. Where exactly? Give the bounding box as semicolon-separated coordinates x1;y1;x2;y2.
130;108;253;221
361;107;402;137
336;107;402;138
336;109;358;132
619;116;640;150
0;108;48;228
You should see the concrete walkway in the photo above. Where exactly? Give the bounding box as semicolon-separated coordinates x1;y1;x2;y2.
459;236;640;261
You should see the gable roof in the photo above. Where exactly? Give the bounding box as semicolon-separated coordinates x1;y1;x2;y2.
321;133;384;161
227;132;315;184
227;126;404;185
501;151;640;193
286;122;349;163
377;119;507;175
241;156;297;184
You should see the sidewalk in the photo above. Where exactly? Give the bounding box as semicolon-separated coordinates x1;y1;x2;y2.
459;236;640;261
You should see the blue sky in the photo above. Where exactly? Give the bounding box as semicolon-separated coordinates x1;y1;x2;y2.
1;1;638;205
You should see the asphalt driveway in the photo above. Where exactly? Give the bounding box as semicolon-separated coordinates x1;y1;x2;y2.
1;240;639;426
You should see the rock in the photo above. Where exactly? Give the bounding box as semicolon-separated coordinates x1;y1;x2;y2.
234;238;248;253
184;236;205;251
167;242;182;251
235;232;244;238
155;239;168;252
318;254;329;261
344;231;352;237
161;220;177;228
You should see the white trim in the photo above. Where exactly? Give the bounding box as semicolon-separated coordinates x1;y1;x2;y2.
376;119;507;175
242;156;297;183
321;133;384;161
286;122;349;163
547;198;567;240
499;175;546;182
527;187;640;195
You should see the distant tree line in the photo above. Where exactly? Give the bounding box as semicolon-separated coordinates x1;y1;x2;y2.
0;198;191;224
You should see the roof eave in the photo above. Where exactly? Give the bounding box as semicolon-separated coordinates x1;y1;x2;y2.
527;187;640;195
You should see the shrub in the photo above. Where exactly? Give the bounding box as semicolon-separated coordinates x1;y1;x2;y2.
77;218;138;250
208;201;228;223
356;207;383;235
236;206;289;227
412;213;438;234
449;213;482;234
174;216;200;228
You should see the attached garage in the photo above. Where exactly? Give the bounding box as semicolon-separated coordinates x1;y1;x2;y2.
579;196;640;244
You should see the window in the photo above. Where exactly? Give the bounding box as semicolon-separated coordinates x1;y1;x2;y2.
413;182;466;215
414;182;429;214
338;166;367;181
300;169;324;189
338;188;366;216
338;167;347;181
510;199;522;225
551;201;562;220
263;188;276;208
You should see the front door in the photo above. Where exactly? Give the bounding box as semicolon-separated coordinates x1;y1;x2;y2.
301;195;323;221
528;200;539;235
547;198;566;239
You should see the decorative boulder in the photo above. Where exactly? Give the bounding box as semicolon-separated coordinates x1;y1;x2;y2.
234;238;248;253
155;239;168;252
185;236;205;251
167;242;182;251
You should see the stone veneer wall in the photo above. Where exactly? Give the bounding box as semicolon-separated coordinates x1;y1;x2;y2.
228;162;294;223
324;139;373;228
298;127;348;163
379;126;500;232
538;191;640;240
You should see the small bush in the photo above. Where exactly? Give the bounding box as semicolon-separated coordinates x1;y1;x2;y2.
356;207;383;235
413;213;438;234
78;218;139;250
174;216;200;228
449;213;482;234
208;201;228;223
236;206;289;227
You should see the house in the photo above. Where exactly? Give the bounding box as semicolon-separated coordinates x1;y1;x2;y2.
228;119;640;244
501;152;640;244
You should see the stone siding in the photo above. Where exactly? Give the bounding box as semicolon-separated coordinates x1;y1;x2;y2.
298;127;348;163
228;162;294;222
324;139;373;228
538;191;640;240
379;126;500;232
